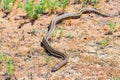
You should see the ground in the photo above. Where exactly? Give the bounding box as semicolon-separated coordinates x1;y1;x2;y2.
0;0;120;80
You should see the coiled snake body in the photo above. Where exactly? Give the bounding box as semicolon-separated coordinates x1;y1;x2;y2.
41;8;119;72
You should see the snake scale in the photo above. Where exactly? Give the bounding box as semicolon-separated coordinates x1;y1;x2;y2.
41;8;119;72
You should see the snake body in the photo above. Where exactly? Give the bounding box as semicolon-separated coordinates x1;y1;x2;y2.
41;8;119;72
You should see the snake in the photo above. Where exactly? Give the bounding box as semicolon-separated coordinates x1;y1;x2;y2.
41;8;119;72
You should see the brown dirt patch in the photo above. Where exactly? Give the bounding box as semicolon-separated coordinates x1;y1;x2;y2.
0;0;120;80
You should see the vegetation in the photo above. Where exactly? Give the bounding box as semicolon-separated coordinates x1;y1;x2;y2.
67;32;73;39
0;0;15;11
30;28;39;36
40;0;69;10
6;58;14;75
0;0;120;79
100;38;109;47
0;0;70;19
60;27;64;37
82;0;100;4
19;0;70;19
0;0;101;19
51;32;55;38
61;0;70;9
46;56;50;64
108;21;116;31
93;0;100;3
115;77;120;80
19;0;46;19
0;53;14;75
0;53;4;62
82;0;100;8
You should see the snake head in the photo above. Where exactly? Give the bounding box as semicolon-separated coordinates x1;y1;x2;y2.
51;67;57;72
40;41;44;47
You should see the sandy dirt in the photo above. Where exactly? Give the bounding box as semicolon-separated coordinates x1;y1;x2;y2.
0;0;120;80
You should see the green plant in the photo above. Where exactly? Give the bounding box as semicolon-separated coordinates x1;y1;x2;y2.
61;0;70;9
81;0;100;7
46;56;50;64
100;38;109;47
25;0;34;19
0;0;2;8
6;58;14;75
0;53;14;75
82;3;87;7
41;0;60;10
40;0;69;11
18;2;24;8
67;32;72;38
113;77;120;80
30;28;39;36
108;21;116;31
1;0;69;19
0;53;4;62
51;32;55;38
23;0;46;19
50;1;59;10
116;77;120;80
92;0;100;3
60;27;64;37
2;0;15;11
34;3;46;15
